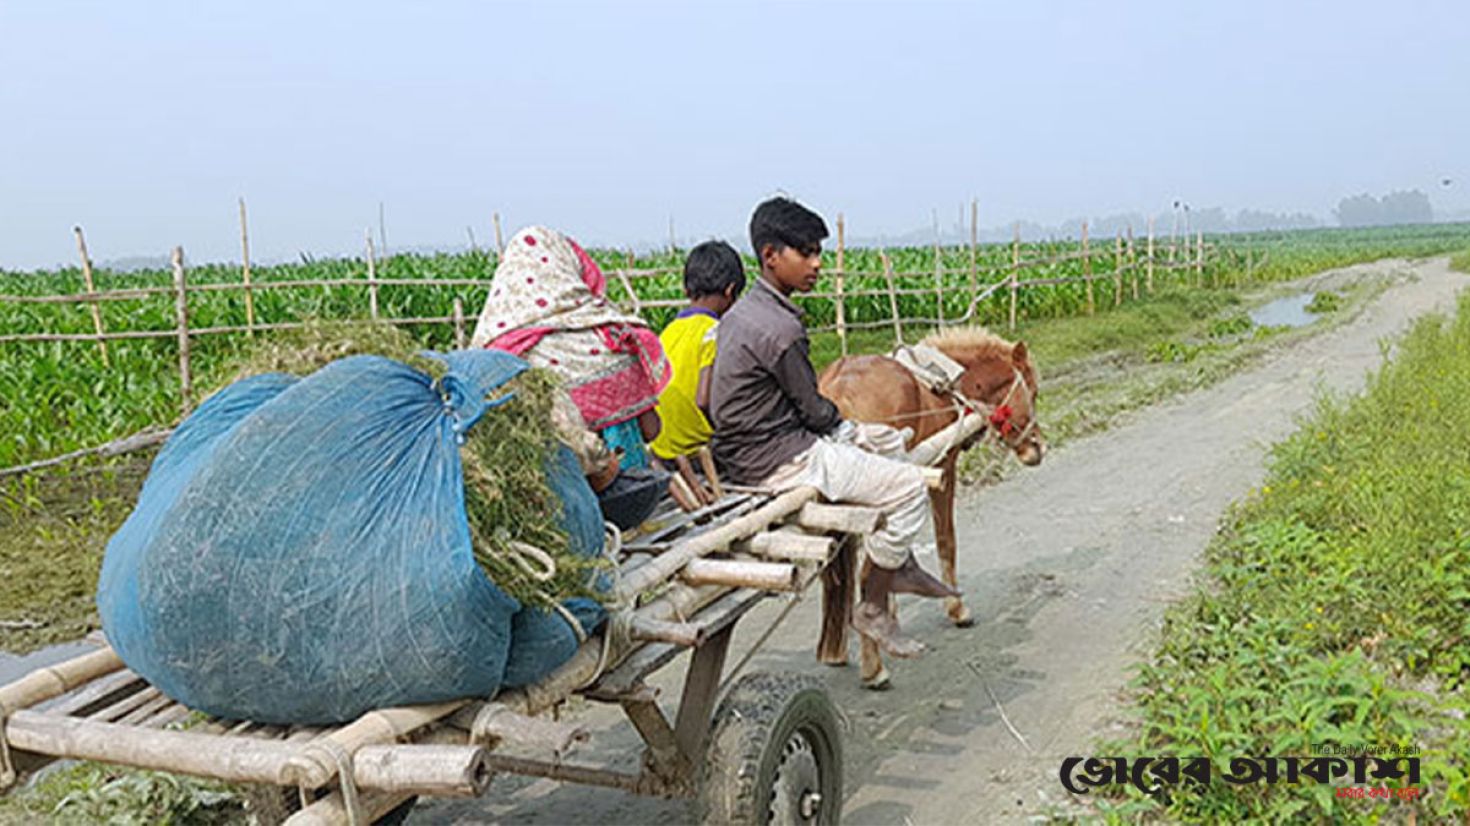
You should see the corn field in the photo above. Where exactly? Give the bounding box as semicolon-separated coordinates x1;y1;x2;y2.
3;221;1470;470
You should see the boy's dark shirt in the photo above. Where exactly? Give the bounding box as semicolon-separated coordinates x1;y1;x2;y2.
709;278;843;483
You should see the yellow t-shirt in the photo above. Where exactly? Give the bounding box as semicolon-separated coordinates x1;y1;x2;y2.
651;311;719;459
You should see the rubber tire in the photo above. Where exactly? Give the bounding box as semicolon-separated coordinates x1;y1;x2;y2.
699;672;844;826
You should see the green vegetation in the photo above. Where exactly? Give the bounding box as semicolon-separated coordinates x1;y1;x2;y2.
1091;288;1470;822
1306;290;1342;314
0;762;240;825
4;223;1470;471
0;245;1398;652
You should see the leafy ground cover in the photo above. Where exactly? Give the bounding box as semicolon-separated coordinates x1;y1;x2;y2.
1079;259;1470;823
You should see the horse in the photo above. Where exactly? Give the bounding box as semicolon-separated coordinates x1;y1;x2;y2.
816;327;1044;687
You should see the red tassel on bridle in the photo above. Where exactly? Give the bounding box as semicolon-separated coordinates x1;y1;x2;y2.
988;404;1014;437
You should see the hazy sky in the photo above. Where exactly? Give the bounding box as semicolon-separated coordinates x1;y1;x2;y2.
2;0;1466;269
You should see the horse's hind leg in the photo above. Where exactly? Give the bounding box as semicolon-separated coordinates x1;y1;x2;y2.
857;559;892;690
932;450;973;627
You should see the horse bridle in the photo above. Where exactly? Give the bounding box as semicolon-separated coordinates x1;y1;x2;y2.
956;365;1038;449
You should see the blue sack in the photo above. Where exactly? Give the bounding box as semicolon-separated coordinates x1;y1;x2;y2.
98;350;603;724
501;446;609;688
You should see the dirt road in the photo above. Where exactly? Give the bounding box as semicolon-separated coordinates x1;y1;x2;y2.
416;257;1468;825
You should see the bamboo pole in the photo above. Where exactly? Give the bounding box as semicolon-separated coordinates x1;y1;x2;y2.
881;249;903;344
237;199;256;337
834;213;848;356
378;202;388;258
793;502;884;534
1196;231;1205;285
1009;223;1020;330
492;212;504;254
365;230;379;320
452;298;466;349
1127;225;1139;301
682;558;799;592
1082;221;1093;315
968;198;979;303
906;413;987;465
1146;217;1155;294
1114;232;1123;307
614;486;818;601
282;701;468;789
696;446;725;500
4;711;304;786
737;529;835;562
932;217;944;326
0;648;124;723
72;227;109;366
350;742;490;798
171;247;192;414
618;250;642;316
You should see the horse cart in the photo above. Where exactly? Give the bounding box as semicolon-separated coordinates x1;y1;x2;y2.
0;478;929;826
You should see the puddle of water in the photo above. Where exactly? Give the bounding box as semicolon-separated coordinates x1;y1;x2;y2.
0;640;98;685
1249;292;1316;328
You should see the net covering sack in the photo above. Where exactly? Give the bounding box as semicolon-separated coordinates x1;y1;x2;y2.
97;350;603;724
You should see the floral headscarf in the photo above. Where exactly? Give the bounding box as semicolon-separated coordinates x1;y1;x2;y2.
471;226;670;430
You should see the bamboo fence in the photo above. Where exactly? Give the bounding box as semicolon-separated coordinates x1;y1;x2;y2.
1;213;1217;422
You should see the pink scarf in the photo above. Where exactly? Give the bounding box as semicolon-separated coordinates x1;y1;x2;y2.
470;226;670;429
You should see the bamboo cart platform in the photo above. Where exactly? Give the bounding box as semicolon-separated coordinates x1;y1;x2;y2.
0;483;884;825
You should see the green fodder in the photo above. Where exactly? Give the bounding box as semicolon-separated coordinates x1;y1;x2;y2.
230;321;600;608
0;761;241;825
1095;292;1470;823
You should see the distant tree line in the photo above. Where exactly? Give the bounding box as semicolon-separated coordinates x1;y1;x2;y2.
1334;190;1434;227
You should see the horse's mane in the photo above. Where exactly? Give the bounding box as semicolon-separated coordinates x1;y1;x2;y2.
920;326;1039;386
919;326;1015;362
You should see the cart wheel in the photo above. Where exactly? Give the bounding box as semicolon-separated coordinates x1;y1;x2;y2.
240;786;418;825
699;672;843;826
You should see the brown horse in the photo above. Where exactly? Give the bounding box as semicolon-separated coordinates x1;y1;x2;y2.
817;327;1044;687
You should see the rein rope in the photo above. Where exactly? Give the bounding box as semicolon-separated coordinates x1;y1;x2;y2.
863;364;1037;452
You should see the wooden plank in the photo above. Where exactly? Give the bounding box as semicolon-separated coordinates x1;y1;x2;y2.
622;697;689;787
673;624;733;762
583;644;681;701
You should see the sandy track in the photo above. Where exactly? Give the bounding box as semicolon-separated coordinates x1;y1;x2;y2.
417;257;1467;825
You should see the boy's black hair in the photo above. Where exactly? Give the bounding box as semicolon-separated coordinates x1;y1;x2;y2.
749;197;829;258
683;240;746;299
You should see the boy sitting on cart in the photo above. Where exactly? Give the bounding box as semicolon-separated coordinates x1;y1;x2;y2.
650;240;746;462
709;196;959;658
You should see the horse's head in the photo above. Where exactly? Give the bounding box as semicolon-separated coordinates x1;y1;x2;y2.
928;330;1046;466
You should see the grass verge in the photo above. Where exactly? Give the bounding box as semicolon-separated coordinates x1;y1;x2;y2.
1079;277;1470;822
